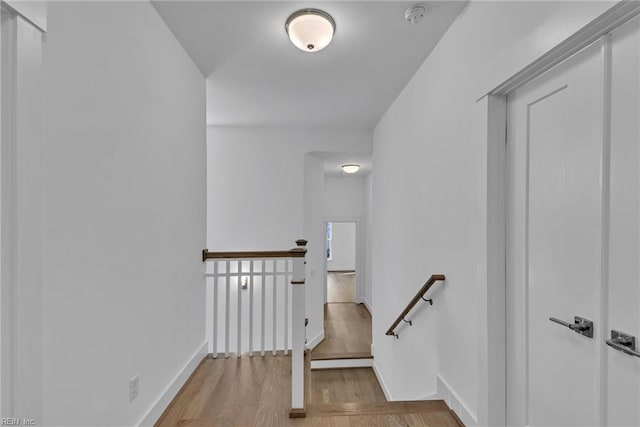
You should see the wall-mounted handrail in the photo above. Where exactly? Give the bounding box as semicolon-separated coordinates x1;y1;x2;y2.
385;274;446;338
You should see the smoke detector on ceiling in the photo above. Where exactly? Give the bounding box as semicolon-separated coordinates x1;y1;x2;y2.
405;5;426;24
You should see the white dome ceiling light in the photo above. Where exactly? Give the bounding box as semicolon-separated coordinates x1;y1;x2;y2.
341;164;361;174
285;9;336;53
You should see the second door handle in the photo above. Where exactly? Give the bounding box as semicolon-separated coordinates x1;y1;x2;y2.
548;317;640;358
606;330;640;358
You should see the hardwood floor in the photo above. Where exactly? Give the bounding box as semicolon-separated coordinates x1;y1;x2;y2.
155;354;461;426
312;304;372;358
327;272;356;303
311;368;385;404
156;271;460;426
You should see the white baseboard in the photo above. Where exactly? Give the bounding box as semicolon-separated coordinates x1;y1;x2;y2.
311;358;373;370
372;361;393;401
360;297;373;315
137;341;208;427
307;329;325;350
436;375;478;427
416;392;438;400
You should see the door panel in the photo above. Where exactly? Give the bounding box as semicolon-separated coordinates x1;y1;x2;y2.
608;17;640;427
507;41;603;426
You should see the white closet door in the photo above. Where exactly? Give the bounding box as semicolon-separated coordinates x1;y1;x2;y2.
506;40;604;426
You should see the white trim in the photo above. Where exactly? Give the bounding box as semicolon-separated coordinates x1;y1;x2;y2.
1;1;46;33
360;297;373;316
307;329;324;351
310;358;373;370
490;1;640;97
372;361;393;401
480;94;507;426
436;375;478;427
137;341;208;427
0;7;16;416
416;392;438;401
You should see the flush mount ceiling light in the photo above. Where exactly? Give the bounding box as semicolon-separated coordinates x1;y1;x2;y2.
341;164;361;174
285;9;335;53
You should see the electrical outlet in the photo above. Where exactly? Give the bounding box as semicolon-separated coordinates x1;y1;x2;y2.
129;375;139;402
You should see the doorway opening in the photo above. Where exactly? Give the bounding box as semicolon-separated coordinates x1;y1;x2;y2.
326;221;356;303
311;220;372;360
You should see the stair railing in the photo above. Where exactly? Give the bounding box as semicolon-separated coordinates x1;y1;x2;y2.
385;274;446;339
202;239;307;417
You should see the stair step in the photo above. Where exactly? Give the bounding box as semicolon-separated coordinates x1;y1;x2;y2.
310;357;373;370
310;352;372;361
307;400;450;417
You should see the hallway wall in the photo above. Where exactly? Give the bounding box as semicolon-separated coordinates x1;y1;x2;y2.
42;2;206;425
371;1;614;425
324;175;366;219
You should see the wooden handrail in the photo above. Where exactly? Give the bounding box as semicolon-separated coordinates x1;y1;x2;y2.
202;240;308;262
385;274;446;337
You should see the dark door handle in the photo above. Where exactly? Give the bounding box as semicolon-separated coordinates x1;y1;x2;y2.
549;316;594;338
606;330;640;358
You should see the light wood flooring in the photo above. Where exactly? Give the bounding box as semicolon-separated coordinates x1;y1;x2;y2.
311;303;372;359
327;272;356;303
155;354;461;426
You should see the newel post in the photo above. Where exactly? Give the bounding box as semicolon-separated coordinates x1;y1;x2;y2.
289;239;307;418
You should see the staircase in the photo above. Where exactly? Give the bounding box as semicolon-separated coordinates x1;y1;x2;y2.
310;302;374;370
307;401;464;425
301;274;462;425
165;244;463;426
305;352;464;427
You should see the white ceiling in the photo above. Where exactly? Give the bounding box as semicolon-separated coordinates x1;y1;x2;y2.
152;1;467;129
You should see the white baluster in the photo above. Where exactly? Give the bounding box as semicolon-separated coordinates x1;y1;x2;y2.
284;259;289;355
213;261;218;358
249;260;254;357
272;259;277;356
237;260;242;358
225;260;230;358
261;259;266;356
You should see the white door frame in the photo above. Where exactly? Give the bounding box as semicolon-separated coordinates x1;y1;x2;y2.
323;216;363;305
0;3;46;418
0;5;15;416
483;2;640;425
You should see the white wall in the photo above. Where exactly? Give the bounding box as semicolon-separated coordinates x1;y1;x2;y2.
303;153;325;345
327;222;356;271
324;175;366;219
42;2;206;425
371;1;614;425
207;127;371;349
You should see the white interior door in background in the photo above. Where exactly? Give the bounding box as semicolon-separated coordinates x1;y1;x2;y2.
327;222;356;272
506;39;604;426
